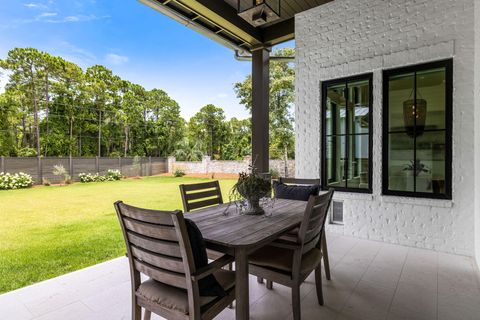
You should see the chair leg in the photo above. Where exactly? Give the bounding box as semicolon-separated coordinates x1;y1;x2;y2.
292;285;301;320
257;276;264;284
143;309;151;320
321;233;331;280
133;302;141;320
315;263;324;306
266;280;273;290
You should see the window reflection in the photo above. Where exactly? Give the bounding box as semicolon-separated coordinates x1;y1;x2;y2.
384;61;451;198
323;76;371;191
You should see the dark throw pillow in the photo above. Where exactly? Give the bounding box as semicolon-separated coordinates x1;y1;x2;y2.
273;181;320;201
184;218;227;298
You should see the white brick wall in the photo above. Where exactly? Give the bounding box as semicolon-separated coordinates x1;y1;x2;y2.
295;0;476;255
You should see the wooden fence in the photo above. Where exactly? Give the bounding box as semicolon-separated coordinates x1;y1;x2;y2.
0;156;168;184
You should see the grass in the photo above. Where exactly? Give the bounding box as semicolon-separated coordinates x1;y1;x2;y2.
0;176;236;294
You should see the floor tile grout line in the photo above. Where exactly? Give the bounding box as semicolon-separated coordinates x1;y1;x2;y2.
337;240;383;317
30;300;84;320
384;247;416;320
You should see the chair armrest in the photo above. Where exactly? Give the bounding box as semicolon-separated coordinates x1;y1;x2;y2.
269;238;302;250
191;254;234;282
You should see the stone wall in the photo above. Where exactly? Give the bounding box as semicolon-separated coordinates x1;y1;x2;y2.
295;0;476;255
168;156;295;177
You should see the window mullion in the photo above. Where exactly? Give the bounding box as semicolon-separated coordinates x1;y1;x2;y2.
413;71;417;193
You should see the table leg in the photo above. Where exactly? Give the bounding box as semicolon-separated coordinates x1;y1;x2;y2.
235;248;249;320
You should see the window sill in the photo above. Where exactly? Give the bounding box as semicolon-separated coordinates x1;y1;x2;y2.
332;192;374;201
381;195;453;208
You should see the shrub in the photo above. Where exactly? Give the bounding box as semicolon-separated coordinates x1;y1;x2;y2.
105;169;122;181
53;164;71;184
173;168;186;177
0;172;34;190
17;148;37;157
42;178;51;186
78;172;100;183
78;169;123;183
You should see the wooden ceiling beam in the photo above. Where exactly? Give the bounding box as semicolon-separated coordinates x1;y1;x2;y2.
261;17;295;47
176;0;264;45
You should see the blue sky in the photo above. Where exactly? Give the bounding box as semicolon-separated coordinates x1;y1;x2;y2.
0;0;293;120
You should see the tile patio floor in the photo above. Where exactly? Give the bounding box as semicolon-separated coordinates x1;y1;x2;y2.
1;233;480;320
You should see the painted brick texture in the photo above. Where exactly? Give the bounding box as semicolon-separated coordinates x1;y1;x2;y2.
295;0;476;255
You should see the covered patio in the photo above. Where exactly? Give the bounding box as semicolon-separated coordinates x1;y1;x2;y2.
2;0;480;319
2;233;479;320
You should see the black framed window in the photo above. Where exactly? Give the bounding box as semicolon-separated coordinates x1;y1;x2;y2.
321;74;373;193
382;59;452;199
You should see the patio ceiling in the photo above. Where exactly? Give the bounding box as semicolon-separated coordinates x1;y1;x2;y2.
140;0;332;52
140;0;334;173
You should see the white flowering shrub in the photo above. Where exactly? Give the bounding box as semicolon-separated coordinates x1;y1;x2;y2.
105;169;122;181
78;169;123;183
0;172;34;190
78;172;99;183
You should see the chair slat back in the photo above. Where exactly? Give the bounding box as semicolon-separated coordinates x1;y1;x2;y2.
179;181;223;213
297;189;334;254
114;201;196;291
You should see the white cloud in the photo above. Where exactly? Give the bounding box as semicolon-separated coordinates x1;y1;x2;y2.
38;12;57;18
105;53;129;66
216;93;228;99
23;3;48;9
43;14;110;24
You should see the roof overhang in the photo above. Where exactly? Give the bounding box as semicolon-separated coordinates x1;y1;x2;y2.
140;0;331;53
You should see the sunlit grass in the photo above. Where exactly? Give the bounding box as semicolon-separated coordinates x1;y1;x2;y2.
0;176;236;293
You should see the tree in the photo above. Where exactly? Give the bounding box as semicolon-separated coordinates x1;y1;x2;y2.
234;47;295;160
145;89;184;157
49;58;84;156
223;117;251;160
188;104;229;159
173;138;204;161
84;65;119;157
0;92;18;156
40;53;63;156
0;46;187;158
0;48;46;155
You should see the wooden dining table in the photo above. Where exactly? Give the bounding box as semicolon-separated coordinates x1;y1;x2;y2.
187;198;308;320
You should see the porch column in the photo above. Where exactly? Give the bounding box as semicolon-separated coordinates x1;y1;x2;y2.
251;47;270;174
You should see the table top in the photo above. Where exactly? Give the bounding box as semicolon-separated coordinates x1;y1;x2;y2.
187;198;307;249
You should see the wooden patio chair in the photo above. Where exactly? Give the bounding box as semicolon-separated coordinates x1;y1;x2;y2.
248;189;334;320
274;177;332;281
179;181;229;261
179;181;223;213
115;201;236;320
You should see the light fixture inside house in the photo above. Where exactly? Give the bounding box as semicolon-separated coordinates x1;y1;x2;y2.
238;0;281;27
403;98;427;138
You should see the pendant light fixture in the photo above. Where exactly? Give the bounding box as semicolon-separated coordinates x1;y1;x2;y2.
237;0;281;27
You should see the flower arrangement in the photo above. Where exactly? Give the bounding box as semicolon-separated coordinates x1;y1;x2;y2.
0;172;34;190
403;160;430;177
230;165;271;215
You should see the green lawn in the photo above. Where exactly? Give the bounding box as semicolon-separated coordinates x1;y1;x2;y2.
0;176;236;294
